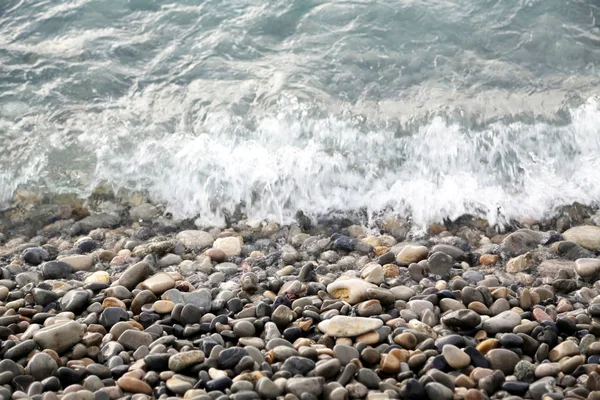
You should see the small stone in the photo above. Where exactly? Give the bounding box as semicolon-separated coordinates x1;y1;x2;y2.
424;382;454;400
60;255;94;271
166;377;193;395
514;360;535;383
535;362;562;378
85;271;110;284
549;340;579;362
41;261;72;279
506;252;532;273
141;273;176;295
485;349;520;375
281;356;316;376
361;263;384;284
26;353;58;381
256;378;282;399
285;377;324;398
116;261;149;290
318;316;383;337
396;245;429;264
529;377;556;400
333;344;360;365
427;252;454;276
117;377;153;395
563;225;600;250
441;309;482;330
394;332;418;349
481;311;521;334
442;344;471;369
219;348;248;370
575;258;600;278
33;321;85;353
327;278;377;305
356;300;382;317
118;330;152;351
271;305;294;327
23;247;49;265
213;237;242;256
176;230;214;251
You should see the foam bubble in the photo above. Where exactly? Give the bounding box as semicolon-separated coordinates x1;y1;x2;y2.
86;95;600;228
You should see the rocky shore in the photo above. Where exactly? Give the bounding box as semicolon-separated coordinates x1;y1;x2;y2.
1;194;600;400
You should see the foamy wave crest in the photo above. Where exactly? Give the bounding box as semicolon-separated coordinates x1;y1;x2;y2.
90;96;600;227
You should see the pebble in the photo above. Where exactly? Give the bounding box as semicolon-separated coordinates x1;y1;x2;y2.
482;311;521;334
1;197;599;400
442;344;471;369
33;320;85;353
317;316;383;337
327;278;377;304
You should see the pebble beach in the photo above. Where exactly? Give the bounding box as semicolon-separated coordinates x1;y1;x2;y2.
1;195;600;400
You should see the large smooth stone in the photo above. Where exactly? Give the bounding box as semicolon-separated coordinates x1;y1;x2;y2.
563;226;600;250
33;320;85;353
213;237;242;256
318;316;383;337
575;258;600;278
176;230;214;251
327;278;377;305
482;311;521;334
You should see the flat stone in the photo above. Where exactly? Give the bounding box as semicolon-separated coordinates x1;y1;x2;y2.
285;377;324;398
549;340;580;362
116;377;152;395
333;344;360;365
441;309;481;330
26;352;58;381
168;351;205;372
318;316;383;337
256;377;282;399
482;311;521;334
118;330;152;351
41;261;72;279
442;344;471;369
218;348;248;370
33;320;85;353
326;278;377;305
166;376;194;395
485;349;520;375
575;258;600;278
396;245;429;264
176;230;214;251
424;382;454;400
428;252;454;276
141;273;176;295
213;237;242;256
563;225;600;250
281;356;316;376
535;362;562;378
60;255;94;271
115;261;149;290
23;247;49;265
85;271;110;285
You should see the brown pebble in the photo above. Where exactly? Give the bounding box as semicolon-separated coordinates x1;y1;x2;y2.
476;339;499;355
533;308;553;323
394;332;417;350
116;377;152;395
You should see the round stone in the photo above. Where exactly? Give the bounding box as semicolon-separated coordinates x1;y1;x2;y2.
26;353;58;381
442;344;471;369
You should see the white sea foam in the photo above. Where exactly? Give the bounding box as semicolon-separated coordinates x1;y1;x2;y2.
87;95;600;227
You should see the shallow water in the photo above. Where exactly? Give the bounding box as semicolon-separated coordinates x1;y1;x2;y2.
1;0;599;226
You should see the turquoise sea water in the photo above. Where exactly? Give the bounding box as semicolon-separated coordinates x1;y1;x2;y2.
1;0;599;225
